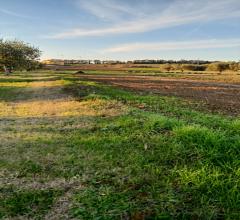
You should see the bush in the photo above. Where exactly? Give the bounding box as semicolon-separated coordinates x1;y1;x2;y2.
228;62;239;71
161;64;172;72
182;64;207;71
207;62;230;73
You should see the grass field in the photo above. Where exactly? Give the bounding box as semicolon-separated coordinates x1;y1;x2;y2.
0;71;239;219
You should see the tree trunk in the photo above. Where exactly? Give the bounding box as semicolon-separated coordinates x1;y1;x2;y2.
3;66;10;75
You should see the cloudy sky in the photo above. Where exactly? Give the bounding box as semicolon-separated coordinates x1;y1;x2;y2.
1;0;240;60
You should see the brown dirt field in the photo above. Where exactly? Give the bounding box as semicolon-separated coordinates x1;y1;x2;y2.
78;74;240;116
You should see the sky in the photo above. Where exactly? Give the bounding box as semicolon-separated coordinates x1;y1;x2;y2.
0;0;240;61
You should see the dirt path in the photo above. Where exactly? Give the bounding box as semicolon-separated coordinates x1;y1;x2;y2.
78;74;240;116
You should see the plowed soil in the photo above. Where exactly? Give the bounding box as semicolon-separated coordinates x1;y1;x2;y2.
79;74;240;116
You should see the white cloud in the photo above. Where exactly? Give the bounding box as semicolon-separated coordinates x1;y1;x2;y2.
75;0;142;21
49;0;240;39
0;8;32;19
103;39;240;53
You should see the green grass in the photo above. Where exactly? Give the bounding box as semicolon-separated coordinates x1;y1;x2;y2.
0;71;239;219
0;86;21;101
0;188;62;219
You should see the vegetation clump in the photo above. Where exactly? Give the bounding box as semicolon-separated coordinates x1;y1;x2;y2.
0;39;41;74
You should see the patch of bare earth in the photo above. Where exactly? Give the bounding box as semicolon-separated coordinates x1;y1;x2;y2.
79;75;240;116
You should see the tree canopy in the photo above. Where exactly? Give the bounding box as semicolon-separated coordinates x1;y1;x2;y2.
0;39;41;72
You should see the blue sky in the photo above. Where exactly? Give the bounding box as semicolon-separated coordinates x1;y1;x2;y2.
1;0;240;61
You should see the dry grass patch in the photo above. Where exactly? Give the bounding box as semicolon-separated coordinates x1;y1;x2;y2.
0;99;127;118
0;78;128;118
0;80;66;90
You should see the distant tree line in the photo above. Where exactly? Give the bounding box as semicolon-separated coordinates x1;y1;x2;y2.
43;58;240;73
132;59;212;65
158;62;240;73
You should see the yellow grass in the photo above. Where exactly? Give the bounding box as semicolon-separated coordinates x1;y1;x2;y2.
0;79;127;118
0;99;126;117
